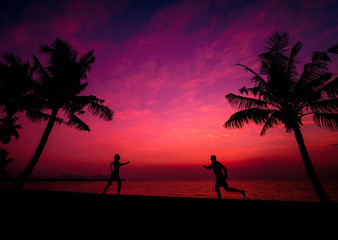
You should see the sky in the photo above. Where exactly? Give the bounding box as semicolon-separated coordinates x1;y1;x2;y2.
1;0;337;180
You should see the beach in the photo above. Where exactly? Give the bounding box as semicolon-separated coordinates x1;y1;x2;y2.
2;179;338;232
2;188;338;237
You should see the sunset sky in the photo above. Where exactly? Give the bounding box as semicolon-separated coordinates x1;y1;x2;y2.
1;0;337;180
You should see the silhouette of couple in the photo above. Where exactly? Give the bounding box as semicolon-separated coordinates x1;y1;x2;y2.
103;154;245;199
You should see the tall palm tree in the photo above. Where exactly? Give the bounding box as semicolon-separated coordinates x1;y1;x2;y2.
224;32;337;203
12;38;113;190
0;54;36;144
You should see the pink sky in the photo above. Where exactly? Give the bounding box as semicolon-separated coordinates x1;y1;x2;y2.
1;0;337;180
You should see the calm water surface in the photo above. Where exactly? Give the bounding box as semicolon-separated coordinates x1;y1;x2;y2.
10;180;338;202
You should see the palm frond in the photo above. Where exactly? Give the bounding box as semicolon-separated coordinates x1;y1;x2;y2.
296;58;332;94
66;112;90;131
26;110;52;123
313;113;338;131
311;73;333;91
308;50;331;77
294;73;333;105
328;44;338;54
0;117;22;144
70;95;113;121
236;64;267;88
86;97;113;121
239;86;260;96
31;54;50;84
71;82;89;96
308;99;338;114
26;110;64;124
312;51;331;63
67;95;91;108
224;108;272;129
264;32;290;55
0;148;14;170
260;111;282;136
78;50;95;79
2;53;27;68
0;148;14;167
39;45;53;54
42;38;78;77
258;32;290;69
315;77;338;99
225;93;269;110
287;41;302;78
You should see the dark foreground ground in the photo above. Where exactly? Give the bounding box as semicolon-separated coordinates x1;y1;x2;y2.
2;189;337;236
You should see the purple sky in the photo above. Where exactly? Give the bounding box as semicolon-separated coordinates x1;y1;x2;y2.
1;0;337;180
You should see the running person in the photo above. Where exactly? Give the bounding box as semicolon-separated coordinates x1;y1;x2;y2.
203;155;245;199
103;154;130;195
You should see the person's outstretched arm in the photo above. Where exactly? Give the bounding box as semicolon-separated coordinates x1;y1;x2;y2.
121;161;130;166
203;164;212;170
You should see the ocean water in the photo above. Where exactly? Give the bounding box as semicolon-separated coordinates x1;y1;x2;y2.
11;180;338;202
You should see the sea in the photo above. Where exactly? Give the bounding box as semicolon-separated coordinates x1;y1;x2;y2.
3;179;338;202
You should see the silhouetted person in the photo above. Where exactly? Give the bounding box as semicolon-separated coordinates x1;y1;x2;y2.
103;154;129;195
203;155;246;199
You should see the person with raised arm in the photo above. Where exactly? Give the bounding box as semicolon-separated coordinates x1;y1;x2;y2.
103;154;129;195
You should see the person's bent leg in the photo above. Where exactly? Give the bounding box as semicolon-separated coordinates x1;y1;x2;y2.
103;181;112;194
117;180;122;195
215;187;222;199
215;180;222;199
223;183;246;199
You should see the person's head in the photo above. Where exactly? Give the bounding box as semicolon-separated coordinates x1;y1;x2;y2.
114;154;120;161
210;155;216;163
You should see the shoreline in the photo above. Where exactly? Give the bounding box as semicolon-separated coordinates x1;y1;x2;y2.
2;179;338;203
3;188;337;209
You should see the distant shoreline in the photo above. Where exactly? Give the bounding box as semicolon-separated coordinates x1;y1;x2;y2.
3;178;338;182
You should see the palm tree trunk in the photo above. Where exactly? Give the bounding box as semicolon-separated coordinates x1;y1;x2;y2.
293;127;330;203
11;108;59;190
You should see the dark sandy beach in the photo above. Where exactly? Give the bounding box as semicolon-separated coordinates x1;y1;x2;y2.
2;189;337;237
2;189;337;217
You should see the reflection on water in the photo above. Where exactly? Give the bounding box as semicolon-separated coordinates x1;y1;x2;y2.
2;180;338;202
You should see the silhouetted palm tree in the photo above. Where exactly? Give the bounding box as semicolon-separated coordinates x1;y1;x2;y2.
0;54;36;144
12;38;113;190
224;32;337;203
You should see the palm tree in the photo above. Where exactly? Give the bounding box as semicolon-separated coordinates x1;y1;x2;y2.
0;54;36;144
12;38;113;190
224;32;337;203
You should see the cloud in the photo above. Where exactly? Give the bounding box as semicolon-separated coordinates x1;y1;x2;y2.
116;108;157;121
